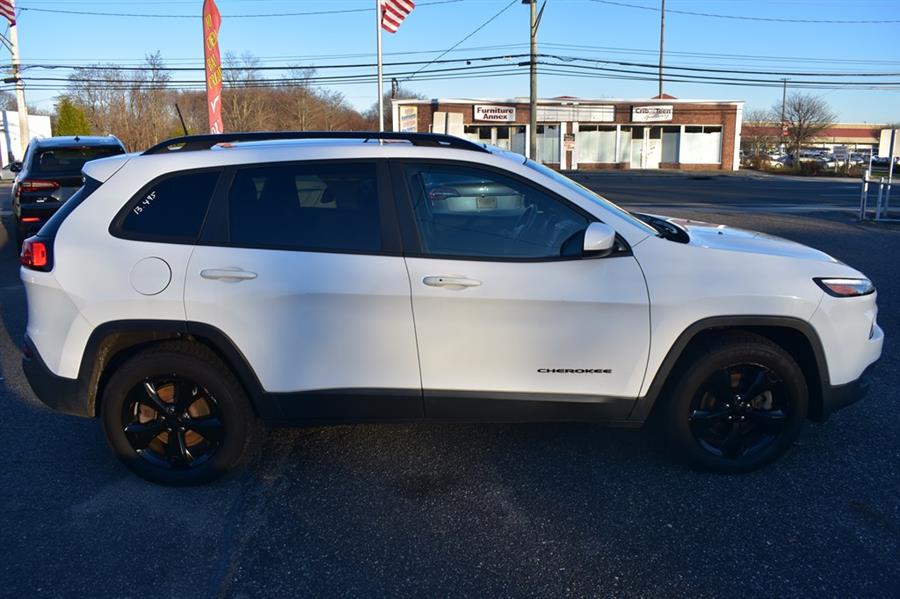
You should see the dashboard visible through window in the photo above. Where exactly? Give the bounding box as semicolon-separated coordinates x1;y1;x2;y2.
403;163;588;259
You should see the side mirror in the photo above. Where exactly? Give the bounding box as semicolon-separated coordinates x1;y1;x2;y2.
9;162;21;173
583;222;617;257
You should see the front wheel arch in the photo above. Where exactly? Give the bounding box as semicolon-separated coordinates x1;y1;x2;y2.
633;317;828;425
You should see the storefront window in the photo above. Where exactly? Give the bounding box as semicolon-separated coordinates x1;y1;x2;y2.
536;124;560;164
681;125;722;164
661;126;680;163
618;126;634;163
577;125;617;163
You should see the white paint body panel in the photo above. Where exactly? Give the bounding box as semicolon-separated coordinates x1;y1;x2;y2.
405;255;650;398
184;247;420;393
633;218;881;392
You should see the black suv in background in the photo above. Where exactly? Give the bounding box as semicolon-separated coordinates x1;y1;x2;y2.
11;136;126;248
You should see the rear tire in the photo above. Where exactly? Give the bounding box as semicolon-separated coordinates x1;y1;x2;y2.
101;341;259;486
666;333;807;473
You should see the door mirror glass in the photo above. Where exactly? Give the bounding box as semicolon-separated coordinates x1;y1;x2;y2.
9;161;21;173
583;222;616;256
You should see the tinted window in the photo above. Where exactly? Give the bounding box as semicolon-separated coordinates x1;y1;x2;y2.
120;171;219;242
404;164;588;259
33;146;125;175
227;162;381;252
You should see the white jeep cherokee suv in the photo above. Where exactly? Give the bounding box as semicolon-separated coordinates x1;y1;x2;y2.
20;132;883;485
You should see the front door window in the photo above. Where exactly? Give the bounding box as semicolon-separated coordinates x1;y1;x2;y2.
402;163;588;259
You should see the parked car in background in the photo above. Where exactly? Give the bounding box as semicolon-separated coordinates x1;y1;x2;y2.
12;136;126;248
768;156;792;169
0;163;16;181
871;156;899;169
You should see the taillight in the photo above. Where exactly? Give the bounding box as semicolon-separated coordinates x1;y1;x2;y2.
20;180;60;192
21;217;41;223
20;237;51;271
17;179;61;201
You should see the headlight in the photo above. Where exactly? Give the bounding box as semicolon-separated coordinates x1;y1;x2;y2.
814;277;875;297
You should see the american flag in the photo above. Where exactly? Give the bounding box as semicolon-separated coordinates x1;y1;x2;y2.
0;0;15;26
381;0;414;34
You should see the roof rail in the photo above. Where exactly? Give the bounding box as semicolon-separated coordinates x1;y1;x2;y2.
142;131;489;155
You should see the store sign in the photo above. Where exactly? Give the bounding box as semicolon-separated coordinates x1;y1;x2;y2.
474;105;516;122
632;105;673;122
564;133;575;152
398;105;417;132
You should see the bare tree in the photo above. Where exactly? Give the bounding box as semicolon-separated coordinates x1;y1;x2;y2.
742;108;779;160
66;53;177;150
772;93;836;157
363;85;425;130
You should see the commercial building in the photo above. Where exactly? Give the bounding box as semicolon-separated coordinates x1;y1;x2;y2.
1;110;53;166
392;96;744;171
741;123;892;155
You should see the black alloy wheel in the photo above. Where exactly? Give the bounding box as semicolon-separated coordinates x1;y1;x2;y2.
122;376;225;470
688;364;788;459
102;341;258;485
667;333;808;473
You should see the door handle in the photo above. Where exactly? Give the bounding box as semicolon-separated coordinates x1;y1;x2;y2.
423;275;481;289
200;268;258;281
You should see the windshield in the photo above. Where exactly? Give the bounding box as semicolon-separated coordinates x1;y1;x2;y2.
34;146;124;176
522;159;657;236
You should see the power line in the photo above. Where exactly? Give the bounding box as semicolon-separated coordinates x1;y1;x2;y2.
589;0;900;24
405;0;519;81
11;52;899;80
534;60;900;86
544;54;900;77
14;54;530;73
18;0;462;19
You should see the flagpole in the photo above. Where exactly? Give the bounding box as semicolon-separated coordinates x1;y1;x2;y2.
376;0;384;132
9;18;29;155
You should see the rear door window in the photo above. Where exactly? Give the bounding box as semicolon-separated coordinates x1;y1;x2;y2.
226;162;382;253
117;170;220;243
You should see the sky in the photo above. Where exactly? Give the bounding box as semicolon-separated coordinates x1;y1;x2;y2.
6;0;900;123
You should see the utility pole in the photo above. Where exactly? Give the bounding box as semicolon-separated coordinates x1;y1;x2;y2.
9;20;29;156
658;0;665;98
780;78;788;154
525;0;545;161
528;0;537;160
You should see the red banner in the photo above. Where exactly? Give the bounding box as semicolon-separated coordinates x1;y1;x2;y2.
203;0;223;134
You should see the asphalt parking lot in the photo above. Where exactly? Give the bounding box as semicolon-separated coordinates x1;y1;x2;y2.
0;172;897;597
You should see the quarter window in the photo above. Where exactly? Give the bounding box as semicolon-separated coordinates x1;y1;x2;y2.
120;170;219;242
227;162;381;252
403;164;588;259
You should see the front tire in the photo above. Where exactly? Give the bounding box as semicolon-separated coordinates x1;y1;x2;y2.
101;341;258;486
667;333;808;473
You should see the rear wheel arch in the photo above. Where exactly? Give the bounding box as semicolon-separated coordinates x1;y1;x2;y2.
633;316;829;424
83;320;274;420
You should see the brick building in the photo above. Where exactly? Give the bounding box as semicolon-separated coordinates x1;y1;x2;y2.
741;122;889;154
391;96;744;171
